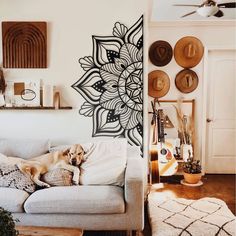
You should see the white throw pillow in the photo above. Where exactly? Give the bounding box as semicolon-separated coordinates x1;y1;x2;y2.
80;139;127;186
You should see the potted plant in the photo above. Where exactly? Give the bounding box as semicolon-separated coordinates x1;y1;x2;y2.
0;207;18;236
183;158;202;184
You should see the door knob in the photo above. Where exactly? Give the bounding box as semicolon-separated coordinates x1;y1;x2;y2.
206;118;213;123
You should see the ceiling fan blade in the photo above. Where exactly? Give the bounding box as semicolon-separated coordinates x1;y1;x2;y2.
173;4;200;7
218;2;236;8
214;9;224;17
181;10;197;18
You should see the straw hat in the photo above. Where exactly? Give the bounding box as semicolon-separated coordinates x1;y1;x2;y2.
175;69;198;93
174;36;204;68
148;70;170;98
149;40;173;67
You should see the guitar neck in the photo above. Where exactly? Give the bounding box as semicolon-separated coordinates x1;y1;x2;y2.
158;109;165;143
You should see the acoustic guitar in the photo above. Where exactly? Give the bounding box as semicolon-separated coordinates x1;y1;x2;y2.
157;109;178;176
149;101;160;184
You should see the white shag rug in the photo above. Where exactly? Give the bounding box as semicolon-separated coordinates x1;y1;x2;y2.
148;193;236;236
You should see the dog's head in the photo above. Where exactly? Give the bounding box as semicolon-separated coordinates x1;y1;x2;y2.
63;144;85;166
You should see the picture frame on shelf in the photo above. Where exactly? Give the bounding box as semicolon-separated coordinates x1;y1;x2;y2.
4;79;41;107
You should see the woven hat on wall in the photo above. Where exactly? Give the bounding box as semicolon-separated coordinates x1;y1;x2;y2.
174;36;204;68
175;69;198;93
149;40;173;67
148;70;170;98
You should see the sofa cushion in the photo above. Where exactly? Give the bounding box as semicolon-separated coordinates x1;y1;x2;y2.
0;187;29;213
0;138;50;159
0;163;36;193
24;185;125;214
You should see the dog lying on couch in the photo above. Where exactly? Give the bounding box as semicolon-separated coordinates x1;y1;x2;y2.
0;144;85;188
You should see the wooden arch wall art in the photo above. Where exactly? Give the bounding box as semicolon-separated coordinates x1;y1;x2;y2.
72;16;143;148
2;22;47;68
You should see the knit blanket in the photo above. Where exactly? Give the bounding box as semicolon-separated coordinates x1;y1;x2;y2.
148;194;236;236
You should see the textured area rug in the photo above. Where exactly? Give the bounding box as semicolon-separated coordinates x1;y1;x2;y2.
148;193;236;236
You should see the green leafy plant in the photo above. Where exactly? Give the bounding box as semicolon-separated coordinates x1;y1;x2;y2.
183;158;201;174
0;207;18;236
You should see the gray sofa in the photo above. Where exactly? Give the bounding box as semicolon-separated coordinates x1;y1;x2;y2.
0;138;145;232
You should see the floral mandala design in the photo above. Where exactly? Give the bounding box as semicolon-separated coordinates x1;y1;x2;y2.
72;16;143;147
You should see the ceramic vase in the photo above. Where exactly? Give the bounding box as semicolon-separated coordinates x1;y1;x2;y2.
184;172;202;184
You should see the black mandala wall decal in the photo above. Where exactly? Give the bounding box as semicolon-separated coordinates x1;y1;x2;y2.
72;16;143;147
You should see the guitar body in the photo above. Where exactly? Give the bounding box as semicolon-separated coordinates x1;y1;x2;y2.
157;141;178;176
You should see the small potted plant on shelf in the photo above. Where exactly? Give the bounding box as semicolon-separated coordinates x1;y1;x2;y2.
0;207;19;236
183;158;202;184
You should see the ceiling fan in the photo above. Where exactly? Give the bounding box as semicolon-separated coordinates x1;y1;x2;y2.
173;0;236;18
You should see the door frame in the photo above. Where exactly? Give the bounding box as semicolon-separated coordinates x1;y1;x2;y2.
201;46;236;174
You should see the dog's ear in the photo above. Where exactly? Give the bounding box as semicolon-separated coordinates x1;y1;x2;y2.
63;148;70;156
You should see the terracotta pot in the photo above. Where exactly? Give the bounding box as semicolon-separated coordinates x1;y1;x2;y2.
184;172;202;184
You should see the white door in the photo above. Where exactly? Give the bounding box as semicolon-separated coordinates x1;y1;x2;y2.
206;49;236;173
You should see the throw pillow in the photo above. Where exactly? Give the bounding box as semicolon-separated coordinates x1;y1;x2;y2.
79;139;127;186
0;163;36;193
41;169;72;186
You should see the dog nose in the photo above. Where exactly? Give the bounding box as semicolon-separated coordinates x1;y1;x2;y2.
72;158;77;166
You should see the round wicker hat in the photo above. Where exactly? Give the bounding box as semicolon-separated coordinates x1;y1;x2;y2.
174;36;204;68
175;69;198;93
149;40;173;67
148;70;170;98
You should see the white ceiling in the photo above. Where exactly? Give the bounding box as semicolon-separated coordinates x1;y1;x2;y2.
150;0;236;21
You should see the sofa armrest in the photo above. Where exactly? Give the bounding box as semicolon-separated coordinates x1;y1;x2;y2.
124;156;145;229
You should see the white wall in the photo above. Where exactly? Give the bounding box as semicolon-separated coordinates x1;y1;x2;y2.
148;19;236;162
0;0;147;146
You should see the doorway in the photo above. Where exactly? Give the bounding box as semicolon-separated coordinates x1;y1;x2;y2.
205;49;236;173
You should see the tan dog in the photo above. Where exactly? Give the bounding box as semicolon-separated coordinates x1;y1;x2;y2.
1;144;85;188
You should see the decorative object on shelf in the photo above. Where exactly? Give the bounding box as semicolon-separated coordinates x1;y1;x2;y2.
164;115;174;128
175;69;199;93
42;84;54;107
2;21;47;68
0;207;18;236
72;16;143;148
182;157;202;184
174;36;204;68
148;70;170;98
149;40;173;67
4;79;40;107
53;91;61;109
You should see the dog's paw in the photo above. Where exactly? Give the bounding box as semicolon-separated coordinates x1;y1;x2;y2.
42;183;51;188
72;179;79;185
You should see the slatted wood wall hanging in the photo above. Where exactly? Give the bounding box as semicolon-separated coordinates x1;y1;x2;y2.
2;22;47;68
